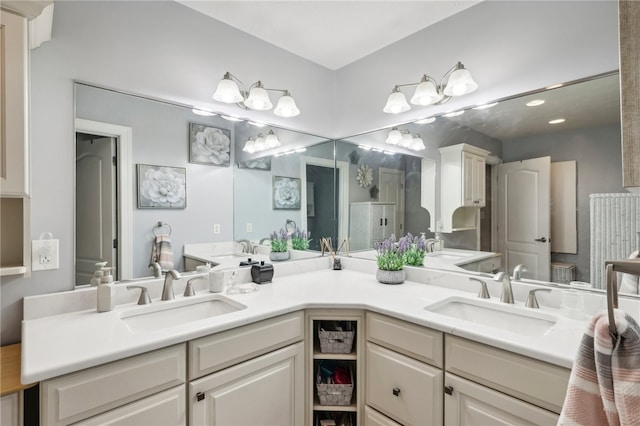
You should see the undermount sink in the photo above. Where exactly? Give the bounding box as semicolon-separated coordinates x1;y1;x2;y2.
426;251;474;261
120;295;246;333
424;296;558;337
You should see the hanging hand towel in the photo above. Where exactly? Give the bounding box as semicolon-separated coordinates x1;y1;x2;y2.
151;233;174;272
558;309;640;426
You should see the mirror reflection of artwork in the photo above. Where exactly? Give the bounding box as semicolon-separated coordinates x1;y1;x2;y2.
273;176;301;210
236;158;271;170
137;164;186;209
189;123;231;166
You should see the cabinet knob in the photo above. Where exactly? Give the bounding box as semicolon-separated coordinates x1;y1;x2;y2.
392;387;401;397
444;385;454;395
196;391;205;402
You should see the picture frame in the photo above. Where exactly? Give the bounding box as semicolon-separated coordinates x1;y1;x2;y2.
273;176;301;210
189;122;231;166
137;164;186;209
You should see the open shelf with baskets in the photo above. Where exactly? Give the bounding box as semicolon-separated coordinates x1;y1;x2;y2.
307;310;363;426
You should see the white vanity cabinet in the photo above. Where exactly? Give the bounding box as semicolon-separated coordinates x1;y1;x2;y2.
444;335;570;425
349;202;396;250
40;344;187;426
439;144;489;232
188;312;305;426
365;312;444;426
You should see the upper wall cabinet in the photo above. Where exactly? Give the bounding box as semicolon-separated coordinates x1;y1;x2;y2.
439;144;489;233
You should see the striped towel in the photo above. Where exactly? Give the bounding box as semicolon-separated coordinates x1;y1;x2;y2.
151;233;174;272
559;309;640;425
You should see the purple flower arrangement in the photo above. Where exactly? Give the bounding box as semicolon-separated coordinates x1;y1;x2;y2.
270;228;289;253
400;232;427;266
375;234;406;271
291;229;311;250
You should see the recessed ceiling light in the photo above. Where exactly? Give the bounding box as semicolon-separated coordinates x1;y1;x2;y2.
473;102;498;110
192;108;217;116
526;100;545;107
549;118;566;124
442;110;464;117
221;115;243;122
415;117;436;124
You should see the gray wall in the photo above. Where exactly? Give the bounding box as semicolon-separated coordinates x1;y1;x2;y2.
502;124;623;282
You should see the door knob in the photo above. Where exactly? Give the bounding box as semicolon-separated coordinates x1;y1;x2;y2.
534;237;547;242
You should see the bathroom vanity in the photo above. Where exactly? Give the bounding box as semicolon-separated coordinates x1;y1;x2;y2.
23;256;628;425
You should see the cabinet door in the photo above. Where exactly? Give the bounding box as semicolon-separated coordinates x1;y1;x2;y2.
189;342;304;426
370;204;385;241
382;205;395;239
462;152;476;206
473;155;486;207
366;343;443;426
72;386;185;426
444;374;558;426
364;405;402;426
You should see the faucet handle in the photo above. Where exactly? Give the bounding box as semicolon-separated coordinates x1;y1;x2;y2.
127;285;151;305
525;288;552;309
469;278;491;299
185;277;202;297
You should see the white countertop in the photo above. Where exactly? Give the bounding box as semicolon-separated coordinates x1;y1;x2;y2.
21;257;636;384
351;248;500;272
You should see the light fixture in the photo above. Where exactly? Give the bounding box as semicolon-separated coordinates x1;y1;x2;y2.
242;138;256;153
213;71;300;117
385;127;403;145
242;129;281;154
385;128;426;151
264;130;281;148
383;62;478;114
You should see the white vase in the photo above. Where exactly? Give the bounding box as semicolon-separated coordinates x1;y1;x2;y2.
269;251;290;261
376;268;405;285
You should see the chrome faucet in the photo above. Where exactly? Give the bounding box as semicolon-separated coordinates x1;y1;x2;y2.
162;270;181;301
236;239;252;253
493;271;515;304
149;262;162;278
425;238;438;253
512;264;528;281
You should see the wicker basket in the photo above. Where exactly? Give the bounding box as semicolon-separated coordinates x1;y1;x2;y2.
316;364;354;406
318;323;355;354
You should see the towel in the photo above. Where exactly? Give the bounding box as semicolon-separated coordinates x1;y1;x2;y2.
151;233;174;272
558;309;640;426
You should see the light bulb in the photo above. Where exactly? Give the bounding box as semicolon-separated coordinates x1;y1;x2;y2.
213;73;244;103
274;92;300;117
383;88;410;114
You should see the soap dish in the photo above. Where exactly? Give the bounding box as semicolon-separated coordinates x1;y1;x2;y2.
226;282;258;294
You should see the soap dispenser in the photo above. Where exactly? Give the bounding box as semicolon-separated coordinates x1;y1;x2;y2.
90;262;108;286
97;267;115;312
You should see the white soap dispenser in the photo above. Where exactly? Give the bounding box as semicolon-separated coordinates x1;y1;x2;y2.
97;267;115;312
90;262;108;286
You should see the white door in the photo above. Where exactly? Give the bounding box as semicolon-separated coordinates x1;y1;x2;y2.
497;157;550;281
189;343;304;426
76;136;117;284
444;374;559;426
379;168;405;237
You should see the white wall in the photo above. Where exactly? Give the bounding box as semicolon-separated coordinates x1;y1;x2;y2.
334;1;619;137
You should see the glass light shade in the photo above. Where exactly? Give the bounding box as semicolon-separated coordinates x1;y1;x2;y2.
213;76;244;103
265;130;280;148
400;131;413;148
243;139;256;153
383;89;411;114
274;94;300;117
411;135;426;151
244;84;273;110
443;68;478;96
410;80;443;105
254;134;266;151
386;128;402;145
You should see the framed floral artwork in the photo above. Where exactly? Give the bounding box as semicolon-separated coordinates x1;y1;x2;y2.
189;123;231;166
273;176;301;210
137;164;186;209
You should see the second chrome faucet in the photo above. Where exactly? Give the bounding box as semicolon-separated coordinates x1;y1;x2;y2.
162;270;182;301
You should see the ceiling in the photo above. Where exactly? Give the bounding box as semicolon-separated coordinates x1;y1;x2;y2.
176;0;482;70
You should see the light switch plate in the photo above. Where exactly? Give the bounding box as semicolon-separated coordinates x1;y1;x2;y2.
32;239;59;271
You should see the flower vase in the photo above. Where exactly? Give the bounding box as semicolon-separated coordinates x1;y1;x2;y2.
376;268;405;285
269;250;290;261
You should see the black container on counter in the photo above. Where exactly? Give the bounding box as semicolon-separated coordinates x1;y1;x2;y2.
251;261;274;284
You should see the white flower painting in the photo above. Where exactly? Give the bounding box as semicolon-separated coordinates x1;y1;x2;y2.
137;164;186;209
273;176;301;210
189;123;231;166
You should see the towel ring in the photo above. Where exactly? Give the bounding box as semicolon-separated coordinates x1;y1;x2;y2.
605;259;640;337
153;221;172;236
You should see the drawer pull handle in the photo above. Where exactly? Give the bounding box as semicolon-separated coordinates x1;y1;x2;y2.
392;387;401;397
196;392;205;402
444;385;454;395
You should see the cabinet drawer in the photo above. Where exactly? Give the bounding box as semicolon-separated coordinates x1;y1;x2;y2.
189;311;304;380
364;405;402;426
445;335;570;413
367;312;443;367
366;343;443;426
41;344;186;426
72;385;185;426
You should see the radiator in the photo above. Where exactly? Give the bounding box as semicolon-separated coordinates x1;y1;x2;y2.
590;193;640;289
551;262;576;284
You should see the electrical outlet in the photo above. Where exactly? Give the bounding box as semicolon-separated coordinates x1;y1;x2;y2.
32;239;60;271
213;224;221;234
246;223;253;233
